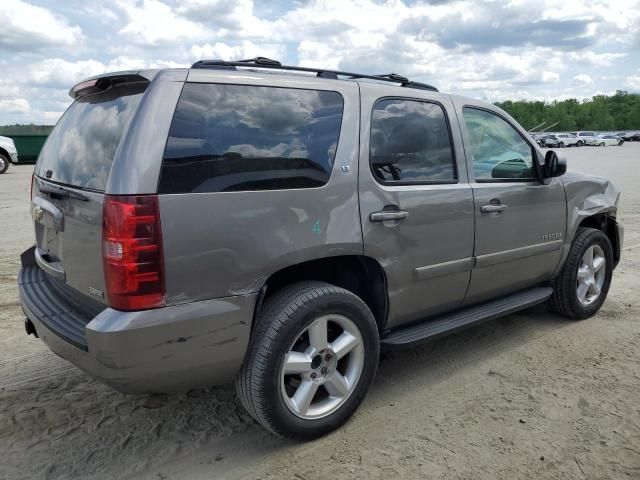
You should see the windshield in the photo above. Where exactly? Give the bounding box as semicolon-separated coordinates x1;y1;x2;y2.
36;84;146;191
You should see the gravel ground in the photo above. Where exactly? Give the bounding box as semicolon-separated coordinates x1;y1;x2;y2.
1;144;639;480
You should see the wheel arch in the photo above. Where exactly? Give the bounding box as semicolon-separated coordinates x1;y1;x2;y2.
256;255;389;333
577;213;621;267
0;147;10;160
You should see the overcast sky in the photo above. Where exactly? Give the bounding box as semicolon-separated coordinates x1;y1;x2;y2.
0;0;639;125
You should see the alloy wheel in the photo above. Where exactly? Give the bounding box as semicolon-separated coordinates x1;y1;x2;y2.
576;245;606;306
280;314;365;420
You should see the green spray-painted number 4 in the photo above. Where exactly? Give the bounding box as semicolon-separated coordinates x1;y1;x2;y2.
312;220;321;235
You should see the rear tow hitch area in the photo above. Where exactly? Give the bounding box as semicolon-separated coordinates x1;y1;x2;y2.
24;318;38;338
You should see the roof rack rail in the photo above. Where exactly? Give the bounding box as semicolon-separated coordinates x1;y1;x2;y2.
190;57;438;92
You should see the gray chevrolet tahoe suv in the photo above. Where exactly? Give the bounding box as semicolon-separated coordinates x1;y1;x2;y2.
19;58;623;440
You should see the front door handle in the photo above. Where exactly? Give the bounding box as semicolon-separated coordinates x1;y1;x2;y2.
370;209;409;222
481;203;508;214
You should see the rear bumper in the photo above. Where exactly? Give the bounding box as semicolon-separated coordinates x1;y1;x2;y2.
19;249;255;394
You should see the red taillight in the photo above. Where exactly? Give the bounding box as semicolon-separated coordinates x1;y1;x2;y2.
102;195;165;311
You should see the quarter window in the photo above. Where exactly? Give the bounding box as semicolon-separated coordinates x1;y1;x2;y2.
462;107;535;181
369;99;456;183
160;83;344;193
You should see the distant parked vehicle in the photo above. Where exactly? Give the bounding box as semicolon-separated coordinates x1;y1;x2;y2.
570;131;598;146
530;133;545;146
597;134;623;146
0;135;18;174
534;134;553;147
615;132;640;142
615;132;630;141
542;133;579;148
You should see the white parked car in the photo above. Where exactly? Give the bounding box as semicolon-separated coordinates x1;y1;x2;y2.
570;131;599;146
0;135;18;174
597;134;622;146
543;133;580;148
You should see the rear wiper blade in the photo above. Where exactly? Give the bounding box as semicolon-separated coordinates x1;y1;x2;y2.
39;183;89;202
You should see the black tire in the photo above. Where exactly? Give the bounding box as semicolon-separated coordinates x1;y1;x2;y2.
235;281;379;440
599;142;605;147
577;140;584;147
558;142;565;148
0;153;9;174
549;227;613;319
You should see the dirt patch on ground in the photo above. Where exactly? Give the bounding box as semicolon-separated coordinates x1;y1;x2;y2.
1;145;639;480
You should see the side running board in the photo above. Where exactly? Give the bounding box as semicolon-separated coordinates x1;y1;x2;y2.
382;287;553;349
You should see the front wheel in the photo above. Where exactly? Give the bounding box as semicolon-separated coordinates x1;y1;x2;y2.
0;153;9;174
558;141;565;148
236;281;379;440
600;142;605;146
549;227;613;319
577;140;584;147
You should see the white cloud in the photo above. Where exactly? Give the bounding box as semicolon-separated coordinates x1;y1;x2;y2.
29;59;106;89
0;98;30;114
189;41;285;62
624;72;640;91
106;56;187;71
0;0;83;51
116;0;209;46
178;0;275;39
566;51;627;66
573;74;594;86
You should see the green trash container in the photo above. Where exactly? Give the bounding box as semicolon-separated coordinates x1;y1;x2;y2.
7;134;49;164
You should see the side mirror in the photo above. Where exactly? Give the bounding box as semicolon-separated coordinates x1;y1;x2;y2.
543;150;567;178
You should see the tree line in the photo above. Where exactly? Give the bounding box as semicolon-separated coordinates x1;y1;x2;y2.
0;124;53;135
495;91;640;132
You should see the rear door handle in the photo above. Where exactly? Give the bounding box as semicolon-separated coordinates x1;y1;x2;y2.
370;209;409;222
481;203;508;214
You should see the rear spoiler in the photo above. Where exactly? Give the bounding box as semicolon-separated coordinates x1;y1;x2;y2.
69;70;158;99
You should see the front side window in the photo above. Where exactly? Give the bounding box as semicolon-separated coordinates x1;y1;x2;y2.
160;83;344;193
462;107;535;181
369;98;456;183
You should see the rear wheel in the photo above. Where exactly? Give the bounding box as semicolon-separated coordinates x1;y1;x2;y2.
558;141;565;148
236;281;379;440
577;140;584;146
549;227;613;319
0;153;9;174
599;142;605;146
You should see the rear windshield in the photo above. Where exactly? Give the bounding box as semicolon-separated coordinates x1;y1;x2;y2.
36;84;146;191
159;83;344;193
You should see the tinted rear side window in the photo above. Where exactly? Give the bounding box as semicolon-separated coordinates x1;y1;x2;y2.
159;83;344;193
36;84;146;191
369;98;456;183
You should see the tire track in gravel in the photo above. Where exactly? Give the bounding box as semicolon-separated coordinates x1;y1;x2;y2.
0;354;76;389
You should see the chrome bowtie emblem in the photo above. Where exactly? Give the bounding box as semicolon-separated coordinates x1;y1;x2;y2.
33;205;44;222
